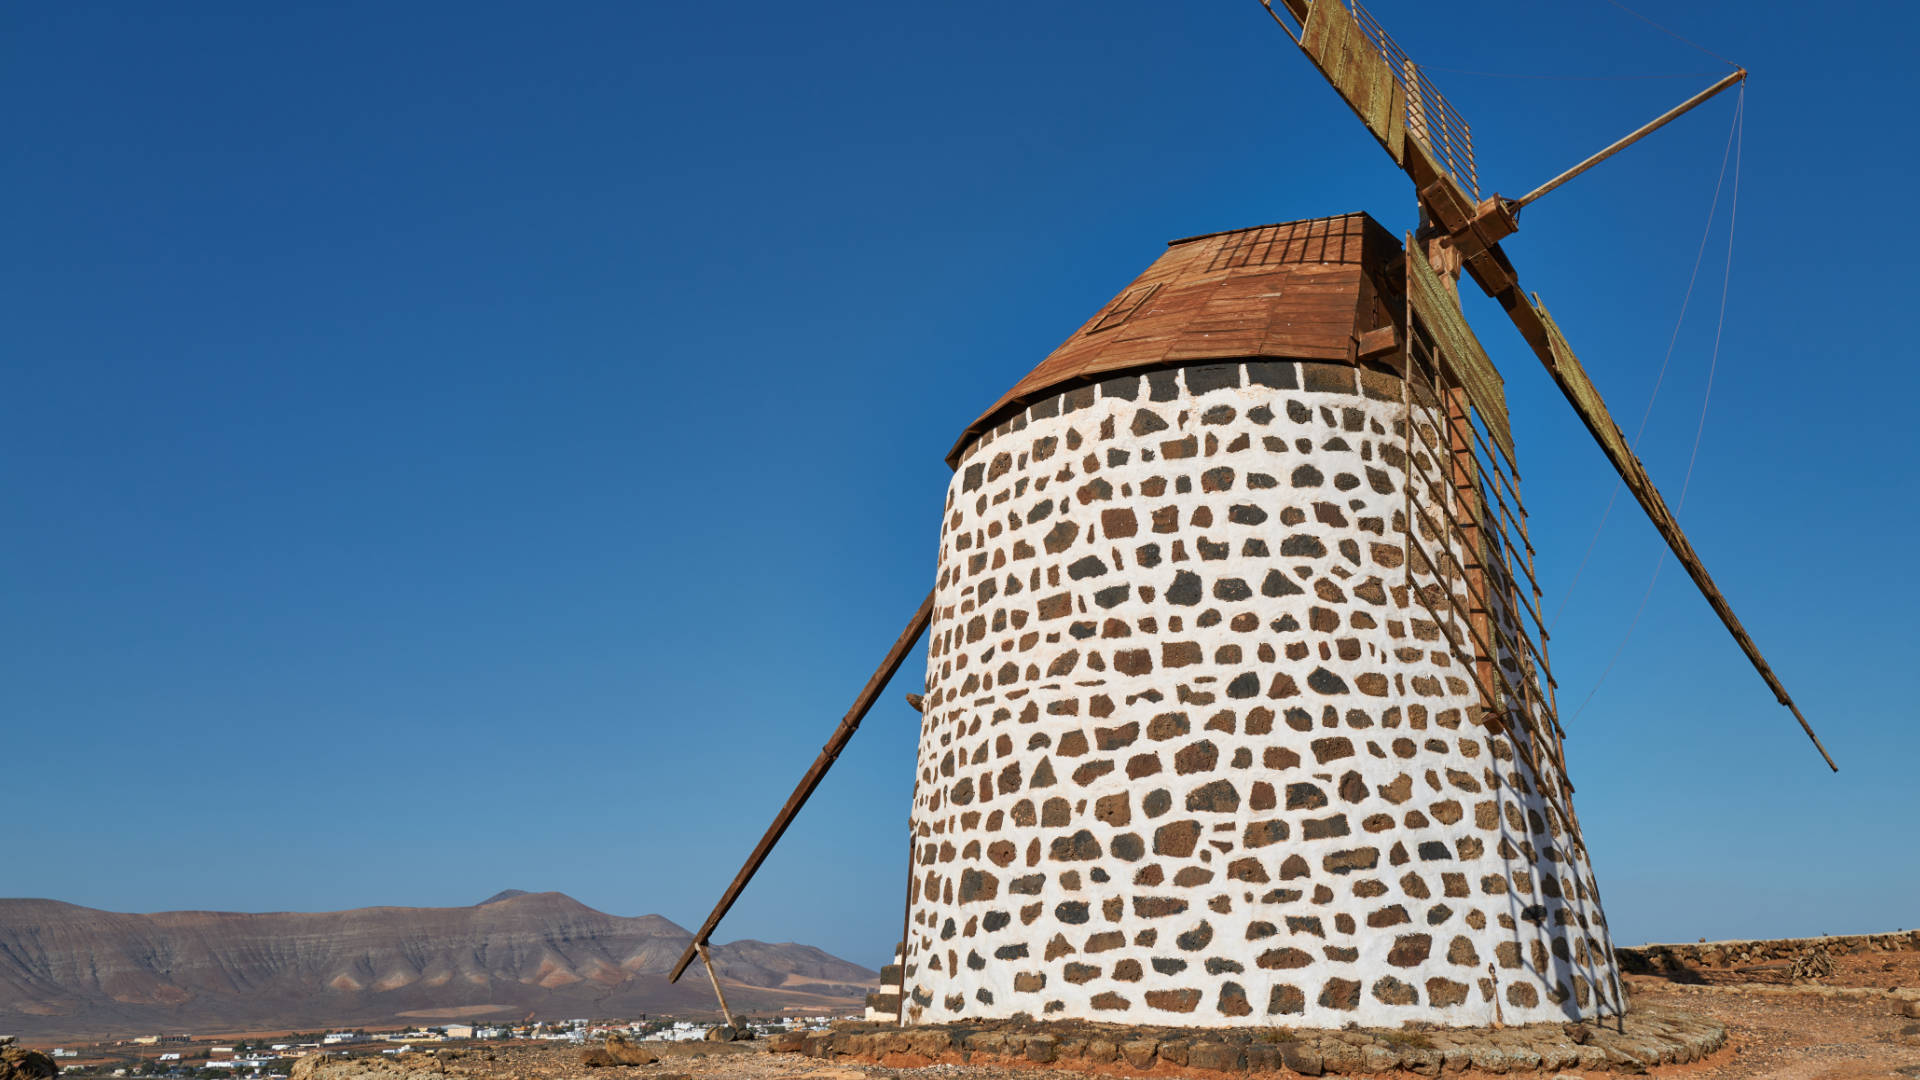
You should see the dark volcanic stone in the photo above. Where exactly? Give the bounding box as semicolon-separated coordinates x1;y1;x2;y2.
1244;819;1289;847
957;868;998;903
1186;363;1241;394
1262;569;1305;596
1388;933;1434;967
1213;575;1253;600
1322;847;1380;874
1154;819;1201;857
1318;977;1362;1011
1301;814;1351;840
1279;1041;1320;1072
1372;975;1418;1006
1190;1040;1245;1067
1286;782;1328;810
1186;779;1240;812
1311;736;1355;763
1173;739;1218;773
1247;361;1298;389
1049;829;1102;861
1145;988;1203;1014
1257;946;1314;969
1068;555;1109;580
1303;363;1355;395
1426;977;1470;1006
1307;667;1349;694
1176;921;1215;951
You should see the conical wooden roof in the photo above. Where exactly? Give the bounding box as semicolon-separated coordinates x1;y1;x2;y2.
949;212;1402;465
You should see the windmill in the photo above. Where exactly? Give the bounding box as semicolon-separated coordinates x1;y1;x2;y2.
666;0;1832;1030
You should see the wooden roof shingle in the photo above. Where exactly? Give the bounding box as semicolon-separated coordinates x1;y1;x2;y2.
948;212;1402;466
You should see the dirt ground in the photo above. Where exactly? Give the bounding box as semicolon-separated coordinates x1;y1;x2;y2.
1611;946;1920;1079
302;949;1920;1080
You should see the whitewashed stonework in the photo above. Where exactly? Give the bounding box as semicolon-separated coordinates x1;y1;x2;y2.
905;360;1621;1028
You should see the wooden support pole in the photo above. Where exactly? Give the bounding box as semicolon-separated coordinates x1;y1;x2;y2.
1401;250;1416;581
893;764;922;1026
669;589;937;983
696;942;739;1032
1511;68;1746;211
1403;58;1428;151
893;834;915;1026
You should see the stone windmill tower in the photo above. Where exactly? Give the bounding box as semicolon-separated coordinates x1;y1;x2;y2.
897;214;1596;1028
669;0;1832;1033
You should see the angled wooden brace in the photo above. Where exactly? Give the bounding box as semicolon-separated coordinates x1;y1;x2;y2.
668;589;937;984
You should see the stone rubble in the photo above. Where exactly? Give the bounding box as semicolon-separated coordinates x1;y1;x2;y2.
0;1037;56;1080
581;1033;663;1068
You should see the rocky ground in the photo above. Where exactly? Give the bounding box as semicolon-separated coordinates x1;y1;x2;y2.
277;945;1920;1080
1610;946;1920;1079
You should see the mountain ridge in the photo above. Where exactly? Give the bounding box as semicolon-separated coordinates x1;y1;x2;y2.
0;892;875;1040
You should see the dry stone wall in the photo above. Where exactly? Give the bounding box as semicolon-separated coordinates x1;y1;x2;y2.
1619;931;1920;975
778;1006;1729;1075
907;359;1620;1028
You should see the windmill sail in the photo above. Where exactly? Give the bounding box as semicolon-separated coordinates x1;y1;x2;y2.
1263;0;1836;770
1298;0;1407;167
1403;228;1511;464
1525;301;1834;770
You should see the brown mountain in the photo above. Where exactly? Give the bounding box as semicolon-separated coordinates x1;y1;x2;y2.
0;892;876;1040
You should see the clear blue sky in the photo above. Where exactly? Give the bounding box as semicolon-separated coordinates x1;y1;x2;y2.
6;1;1914;970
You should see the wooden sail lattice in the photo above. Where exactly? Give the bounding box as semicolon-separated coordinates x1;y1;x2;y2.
1398;249;1585;854
1298;0;1478;199
1345;0;1479;200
